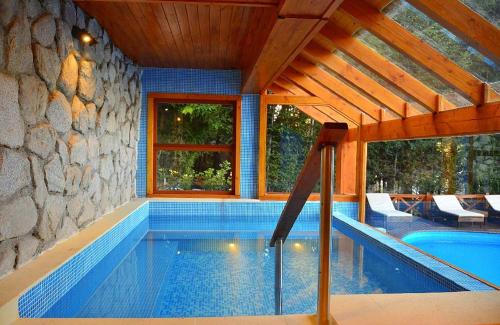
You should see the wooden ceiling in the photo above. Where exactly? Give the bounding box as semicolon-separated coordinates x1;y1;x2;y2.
75;0;500;130
75;1;278;69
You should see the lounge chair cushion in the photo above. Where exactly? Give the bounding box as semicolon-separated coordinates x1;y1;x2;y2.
485;195;500;213
433;195;484;218
366;193;412;218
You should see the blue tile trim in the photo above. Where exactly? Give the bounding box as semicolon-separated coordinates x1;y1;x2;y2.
18;202;150;318
333;214;494;292
137;68;260;198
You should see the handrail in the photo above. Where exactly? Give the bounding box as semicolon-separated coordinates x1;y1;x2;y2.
270;122;348;247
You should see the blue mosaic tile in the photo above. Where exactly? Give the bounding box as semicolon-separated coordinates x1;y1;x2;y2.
137;68;260;198
333;214;494;292
18;202;150;318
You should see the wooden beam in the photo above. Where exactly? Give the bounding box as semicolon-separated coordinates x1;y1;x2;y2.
319;24;456;112
340;0;485;104
291;56;383;121
336;134;358;194
241;0;345;93
282;67;364;125
406;0;500;65
74;0;279;7
357;137;367;223
361;101;500;142
303;41;421;118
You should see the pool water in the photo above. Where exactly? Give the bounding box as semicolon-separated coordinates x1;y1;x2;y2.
44;219;449;318
403;231;500;287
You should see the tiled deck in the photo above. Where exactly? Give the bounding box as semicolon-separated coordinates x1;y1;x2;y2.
13;292;500;325
371;216;500;239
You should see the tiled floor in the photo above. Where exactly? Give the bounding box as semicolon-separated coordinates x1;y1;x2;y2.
13;292;500;325
374;216;500;238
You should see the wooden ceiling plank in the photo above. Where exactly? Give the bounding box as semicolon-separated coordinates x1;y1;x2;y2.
161;3;193;67
197;5;211;68
208;6;222;67
151;3;183;65
126;3;164;66
227;6;248;68
282;67;364;125
319;23;457;113
219;6;233;68
303;41;416;118
173;3;198;67
291;56;382;121
340;0;485;104
405;0;500;65
185;5;203;67
74;0;279;7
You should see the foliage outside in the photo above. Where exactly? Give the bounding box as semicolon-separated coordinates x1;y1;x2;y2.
156;103;233;191
266;105;321;192
367;134;499;195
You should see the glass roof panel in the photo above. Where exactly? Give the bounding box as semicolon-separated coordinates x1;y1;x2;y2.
384;0;500;84
356;29;473;107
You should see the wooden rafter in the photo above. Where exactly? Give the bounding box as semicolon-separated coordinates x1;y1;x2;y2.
302;41;421;118
339;0;485;104
406;0;500;65
241;0;346;93
282;67;364;125
318;24;456;113
291;56;384;121
271;80;353;125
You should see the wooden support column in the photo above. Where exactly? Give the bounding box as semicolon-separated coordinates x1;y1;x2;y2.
357;134;368;223
335;131;358;195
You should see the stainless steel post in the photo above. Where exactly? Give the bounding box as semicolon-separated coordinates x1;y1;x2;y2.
275;237;283;315
317;145;334;325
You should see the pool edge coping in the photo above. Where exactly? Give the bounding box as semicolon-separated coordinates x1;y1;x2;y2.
0;199;149;324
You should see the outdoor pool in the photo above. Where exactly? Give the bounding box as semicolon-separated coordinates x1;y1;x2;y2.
403;231;500;287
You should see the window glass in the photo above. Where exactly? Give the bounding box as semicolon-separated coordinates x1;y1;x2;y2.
156;102;233;145
266;104;322;192
156;151;232;191
460;0;499;28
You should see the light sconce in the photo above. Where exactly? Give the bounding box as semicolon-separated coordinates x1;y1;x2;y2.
72;26;97;45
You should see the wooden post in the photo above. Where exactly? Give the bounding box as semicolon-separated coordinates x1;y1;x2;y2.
317;145;333;325
357;139;368;223
335;138;358;195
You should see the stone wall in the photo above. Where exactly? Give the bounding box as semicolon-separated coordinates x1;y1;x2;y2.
0;0;141;277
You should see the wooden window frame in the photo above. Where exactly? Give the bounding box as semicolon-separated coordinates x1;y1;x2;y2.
147;93;241;198
258;95;358;202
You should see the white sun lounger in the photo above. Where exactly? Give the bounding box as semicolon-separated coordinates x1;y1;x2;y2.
366;193;413;218
432;195;485;226
485;195;500;217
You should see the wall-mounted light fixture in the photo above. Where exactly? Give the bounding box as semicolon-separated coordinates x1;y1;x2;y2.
72;26;97;45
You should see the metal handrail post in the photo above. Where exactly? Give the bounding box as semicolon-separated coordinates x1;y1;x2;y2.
317;145;334;325
275;237;283;315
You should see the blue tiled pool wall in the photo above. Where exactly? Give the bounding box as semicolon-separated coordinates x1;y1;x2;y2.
137;68;259;198
18;203;150;318
366;199;489;226
149;201;359;232
333;215;494;292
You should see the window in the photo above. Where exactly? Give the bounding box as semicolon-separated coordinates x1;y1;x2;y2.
147;94;241;197
258;96;325;199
